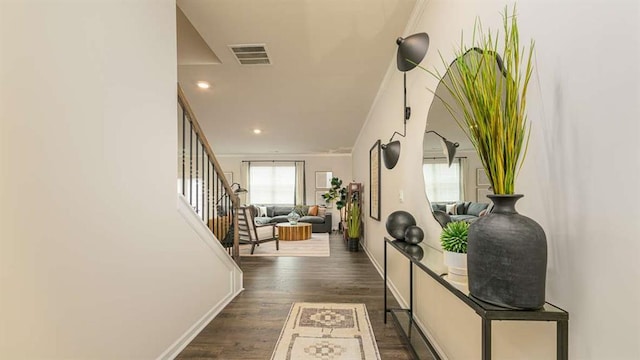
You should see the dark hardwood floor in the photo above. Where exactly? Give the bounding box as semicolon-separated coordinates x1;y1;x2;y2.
177;233;411;359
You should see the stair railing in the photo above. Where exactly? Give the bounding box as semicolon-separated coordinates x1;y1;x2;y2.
177;85;240;264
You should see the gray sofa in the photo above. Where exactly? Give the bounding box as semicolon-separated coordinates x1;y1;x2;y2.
431;201;490;223
250;205;332;233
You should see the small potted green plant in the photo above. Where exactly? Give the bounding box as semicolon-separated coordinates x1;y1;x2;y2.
346;203;361;252
440;221;469;285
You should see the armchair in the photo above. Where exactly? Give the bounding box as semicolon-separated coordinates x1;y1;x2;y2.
237;206;279;255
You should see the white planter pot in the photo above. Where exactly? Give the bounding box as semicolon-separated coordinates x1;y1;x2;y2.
444;251;468;285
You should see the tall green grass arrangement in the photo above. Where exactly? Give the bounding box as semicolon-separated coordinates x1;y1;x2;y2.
418;6;534;194
347;203;361;239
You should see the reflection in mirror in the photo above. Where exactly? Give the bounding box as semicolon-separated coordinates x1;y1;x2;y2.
423;50;500;227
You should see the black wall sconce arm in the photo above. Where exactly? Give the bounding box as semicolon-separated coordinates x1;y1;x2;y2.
425;130;459;167
381;33;430;170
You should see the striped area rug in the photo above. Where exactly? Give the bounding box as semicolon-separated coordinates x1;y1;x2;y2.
271;302;381;360
239;233;330;257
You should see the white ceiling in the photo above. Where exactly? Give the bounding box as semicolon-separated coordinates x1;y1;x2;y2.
177;7;221;65
176;0;417;155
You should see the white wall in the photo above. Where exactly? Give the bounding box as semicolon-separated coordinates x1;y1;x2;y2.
217;154;352;229
0;1;241;358
353;0;640;358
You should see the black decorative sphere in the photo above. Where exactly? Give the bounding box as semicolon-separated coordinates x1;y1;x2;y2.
386;211;416;240
394;241;408;251
404;244;424;260
404;225;424;245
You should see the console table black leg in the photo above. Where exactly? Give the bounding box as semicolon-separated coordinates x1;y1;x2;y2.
409;261;413;318
482;319;491;360
557;320;568;360
384;241;387;324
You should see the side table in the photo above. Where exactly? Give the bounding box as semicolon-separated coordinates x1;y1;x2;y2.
277;223;312;241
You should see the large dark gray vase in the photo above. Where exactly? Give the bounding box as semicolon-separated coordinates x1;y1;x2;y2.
467;194;547;310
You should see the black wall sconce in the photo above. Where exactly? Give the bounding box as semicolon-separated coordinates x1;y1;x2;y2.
425;130;459;167
381;33;430;170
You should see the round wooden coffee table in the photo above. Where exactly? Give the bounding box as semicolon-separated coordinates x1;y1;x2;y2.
277;223;312;241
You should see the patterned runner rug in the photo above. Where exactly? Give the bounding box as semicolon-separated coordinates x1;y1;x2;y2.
239;233;330;257
271;303;381;360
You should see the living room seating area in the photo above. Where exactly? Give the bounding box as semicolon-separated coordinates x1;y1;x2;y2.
248;204;332;233
431;201;490;224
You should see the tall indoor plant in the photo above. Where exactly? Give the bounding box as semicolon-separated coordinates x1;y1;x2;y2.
346;202;361;252
425;7;547;309
322;177;347;227
322;177;346;207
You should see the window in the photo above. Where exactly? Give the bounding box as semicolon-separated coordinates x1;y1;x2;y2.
249;163;296;204
242;161;306;205
423;159;462;202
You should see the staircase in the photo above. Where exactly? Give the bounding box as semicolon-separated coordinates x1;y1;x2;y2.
177;85;241;264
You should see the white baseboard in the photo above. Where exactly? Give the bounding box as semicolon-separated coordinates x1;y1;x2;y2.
361;242;447;360
157;285;243;360
361;243;408;309
160;195;244;359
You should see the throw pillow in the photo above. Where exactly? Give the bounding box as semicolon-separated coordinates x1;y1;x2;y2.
479;209;488;217
317;206;327;217
258;206;268;217
308;205;319;216
294;205;309;216
445;204;457;215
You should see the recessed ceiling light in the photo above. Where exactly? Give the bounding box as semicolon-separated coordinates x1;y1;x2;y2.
253;129;262;134
197;81;210;89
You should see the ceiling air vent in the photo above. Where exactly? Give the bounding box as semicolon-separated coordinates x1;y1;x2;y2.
228;44;271;65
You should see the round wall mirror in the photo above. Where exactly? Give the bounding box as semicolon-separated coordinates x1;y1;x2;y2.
423;50;503;227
